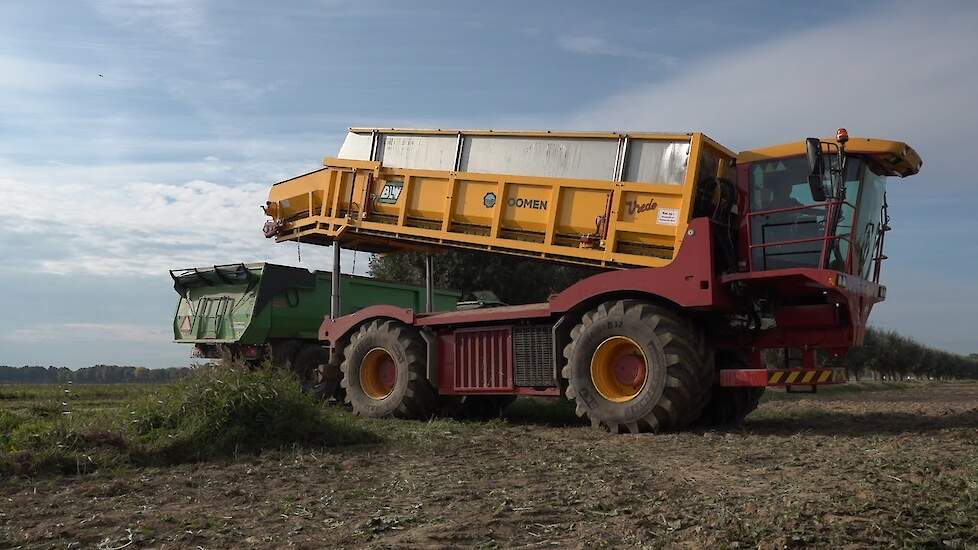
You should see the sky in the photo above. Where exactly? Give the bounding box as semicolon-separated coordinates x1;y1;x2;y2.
0;0;975;368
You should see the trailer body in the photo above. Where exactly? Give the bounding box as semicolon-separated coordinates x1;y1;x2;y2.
262;128;921;431
171;262;459;362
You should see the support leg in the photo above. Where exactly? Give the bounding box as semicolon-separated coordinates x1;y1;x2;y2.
424;253;434;313
331;242;341;319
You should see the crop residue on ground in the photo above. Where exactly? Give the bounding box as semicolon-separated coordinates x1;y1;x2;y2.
1;381;976;548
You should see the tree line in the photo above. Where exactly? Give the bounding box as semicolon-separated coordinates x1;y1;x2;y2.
0;365;191;384
2;331;974;384
368;249;597;304
848;328;977;381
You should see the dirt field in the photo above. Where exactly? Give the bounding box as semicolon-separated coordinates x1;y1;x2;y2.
2;382;977;549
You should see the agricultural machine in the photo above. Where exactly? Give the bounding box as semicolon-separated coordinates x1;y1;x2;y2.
261;128;920;431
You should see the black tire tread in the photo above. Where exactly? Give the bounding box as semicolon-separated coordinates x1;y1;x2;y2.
561;299;712;433
696;352;765;426
339;319;437;419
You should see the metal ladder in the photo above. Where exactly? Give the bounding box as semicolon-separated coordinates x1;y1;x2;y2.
192;296;232;339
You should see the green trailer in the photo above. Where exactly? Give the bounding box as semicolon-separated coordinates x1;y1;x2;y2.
171;263;459;394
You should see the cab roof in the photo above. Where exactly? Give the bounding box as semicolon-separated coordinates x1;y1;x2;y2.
738;137;922;177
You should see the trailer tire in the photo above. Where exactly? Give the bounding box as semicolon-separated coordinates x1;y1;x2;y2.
293;344;338;401
340;319;437;419
271;339;302;370
696;352;765;426
328;349;347;403
561;299;711;433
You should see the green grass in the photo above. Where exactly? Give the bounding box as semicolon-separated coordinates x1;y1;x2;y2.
0;369;378;477
0;383;155;402
0;376;944;478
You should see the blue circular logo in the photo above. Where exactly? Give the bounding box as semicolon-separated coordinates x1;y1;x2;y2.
483;192;497;208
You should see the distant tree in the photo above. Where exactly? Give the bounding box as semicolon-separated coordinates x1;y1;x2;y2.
369;249;600;305
0;364;191;384
847;328;978;381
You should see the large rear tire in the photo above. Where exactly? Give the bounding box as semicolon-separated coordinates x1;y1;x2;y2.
561;300;712;433
339;319;438;419
696;352;765;426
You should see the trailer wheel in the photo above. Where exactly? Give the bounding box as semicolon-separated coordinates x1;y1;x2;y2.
696;352;765;426
271;339;302;370
561;300;710;433
293;344;339;401
340;319;437;419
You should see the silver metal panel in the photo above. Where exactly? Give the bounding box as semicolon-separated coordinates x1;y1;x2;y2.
375;133;458;170
337;131;373;160
459;136;620;180
623;140;690;185
337;130;691;185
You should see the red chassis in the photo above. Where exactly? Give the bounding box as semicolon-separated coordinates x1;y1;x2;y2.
319;217;882;394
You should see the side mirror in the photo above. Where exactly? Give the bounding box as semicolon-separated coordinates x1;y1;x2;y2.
805;138;827;202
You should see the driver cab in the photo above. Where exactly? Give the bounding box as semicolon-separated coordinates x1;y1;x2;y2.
739;133;921;281
749;158;838;271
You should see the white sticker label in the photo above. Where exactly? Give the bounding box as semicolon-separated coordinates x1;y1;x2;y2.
657;207;679;226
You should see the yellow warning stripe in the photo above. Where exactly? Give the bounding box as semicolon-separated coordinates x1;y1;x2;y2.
767;369;847;386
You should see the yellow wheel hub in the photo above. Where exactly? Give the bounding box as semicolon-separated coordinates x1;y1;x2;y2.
590;336;648;403
360;348;397;400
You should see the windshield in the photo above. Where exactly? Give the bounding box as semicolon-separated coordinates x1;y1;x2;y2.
749;156;887;278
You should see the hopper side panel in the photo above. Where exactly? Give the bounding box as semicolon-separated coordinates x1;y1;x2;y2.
376;133;457;170
623;139;690;185
460;135;620;180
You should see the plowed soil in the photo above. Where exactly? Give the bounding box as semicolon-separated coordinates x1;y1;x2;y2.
2;382;977;549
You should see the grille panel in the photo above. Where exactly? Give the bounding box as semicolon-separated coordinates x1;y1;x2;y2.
453;328;512;391
513;325;555;387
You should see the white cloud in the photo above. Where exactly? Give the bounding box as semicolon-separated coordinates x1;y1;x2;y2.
568;3;978;183
0;171;366;277
0;54;127;92
557;35;676;65
2;323;169;344
89;0;213;46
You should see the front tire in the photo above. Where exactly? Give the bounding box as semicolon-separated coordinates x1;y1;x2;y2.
339;320;437;419
561;300;711;433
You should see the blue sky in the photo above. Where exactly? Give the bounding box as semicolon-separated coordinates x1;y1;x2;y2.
0;1;975;368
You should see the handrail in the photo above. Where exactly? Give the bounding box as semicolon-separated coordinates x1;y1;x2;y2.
748;198;856;272
749;234;852;249
745;199;854;218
